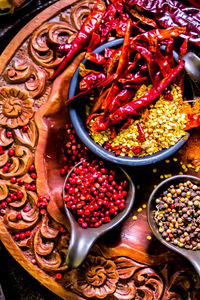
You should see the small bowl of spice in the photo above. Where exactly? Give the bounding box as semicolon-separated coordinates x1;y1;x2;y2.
147;175;200;275
63;159;135;268
68;31;199;166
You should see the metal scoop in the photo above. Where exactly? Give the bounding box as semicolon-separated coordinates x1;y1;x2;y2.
63;160;135;268
182;52;200;99
147;175;200;276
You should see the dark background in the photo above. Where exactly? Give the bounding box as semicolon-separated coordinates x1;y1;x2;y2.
0;2;63;299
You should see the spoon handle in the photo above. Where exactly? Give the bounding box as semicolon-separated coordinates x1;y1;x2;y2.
66;227;97;268
188;253;200;277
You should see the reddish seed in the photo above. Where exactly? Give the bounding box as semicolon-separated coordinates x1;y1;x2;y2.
3;165;9;172
22;125;29;132
8;149;15;156
31;259;36;264
10;177;17;184
40;209;46;215
18;179;24;186
25;184;31;190
20;233;25;239
31;184;36;191
31;173;37;179
56;273;62;280
26;231;31;237
6;131;12;138
6;197;12;203
17;213;22;219
82;222;88;228
29;164;35;171
15;234;20;239
1;202;7;208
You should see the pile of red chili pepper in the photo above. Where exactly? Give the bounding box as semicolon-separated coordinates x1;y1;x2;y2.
49;0;200;136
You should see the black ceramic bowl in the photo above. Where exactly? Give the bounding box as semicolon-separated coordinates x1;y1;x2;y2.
147;175;200;275
68;39;190;166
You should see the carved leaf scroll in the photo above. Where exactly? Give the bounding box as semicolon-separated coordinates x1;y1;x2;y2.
13;119;38;150
0;128;14;147
29;22;76;68
70;0;96;31
0;145;33;179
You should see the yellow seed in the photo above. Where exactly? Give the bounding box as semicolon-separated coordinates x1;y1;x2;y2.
142;204;146;208
160;175;164;179
154;185;157;188
165;159;170;163
132;216;137;221
146;235;152;240
173;157;178;161
153;168;157;173
137;208;142;212
179;172;183;175
136;185;140;189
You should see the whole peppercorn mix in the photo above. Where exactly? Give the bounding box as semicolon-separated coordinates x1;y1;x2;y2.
64;160;128;229
154;180;200;250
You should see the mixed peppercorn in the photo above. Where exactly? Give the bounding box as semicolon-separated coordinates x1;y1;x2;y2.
154;180;200;250
64;160;128;229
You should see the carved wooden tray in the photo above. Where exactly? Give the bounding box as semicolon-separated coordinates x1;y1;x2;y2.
0;1;200;299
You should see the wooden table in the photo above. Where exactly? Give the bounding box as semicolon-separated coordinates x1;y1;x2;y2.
0;1;200;299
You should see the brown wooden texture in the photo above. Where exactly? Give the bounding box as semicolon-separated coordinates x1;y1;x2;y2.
0;1;200;299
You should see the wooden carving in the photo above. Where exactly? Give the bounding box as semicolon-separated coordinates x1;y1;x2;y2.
0;1;199;299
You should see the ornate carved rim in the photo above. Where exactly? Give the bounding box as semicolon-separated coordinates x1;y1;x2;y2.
0;1;84;299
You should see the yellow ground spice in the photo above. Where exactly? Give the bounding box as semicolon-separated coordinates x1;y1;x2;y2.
91;84;188;157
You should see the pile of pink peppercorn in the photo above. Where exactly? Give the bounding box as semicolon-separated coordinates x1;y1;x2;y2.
64;160;128;228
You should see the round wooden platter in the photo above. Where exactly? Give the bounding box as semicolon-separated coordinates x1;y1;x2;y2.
0;1;200;299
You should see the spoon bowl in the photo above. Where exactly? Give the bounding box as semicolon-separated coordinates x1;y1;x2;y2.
63;160;135;268
147;175;200;276
182;52;200;99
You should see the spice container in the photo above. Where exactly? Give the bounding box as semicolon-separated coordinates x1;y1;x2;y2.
63;159;135;268
68;38;190;166
147;175;200;276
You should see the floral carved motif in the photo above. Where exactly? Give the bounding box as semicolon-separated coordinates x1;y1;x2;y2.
0;87;34;128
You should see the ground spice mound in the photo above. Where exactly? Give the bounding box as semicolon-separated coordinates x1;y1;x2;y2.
90;85;188;157
154;180;200;250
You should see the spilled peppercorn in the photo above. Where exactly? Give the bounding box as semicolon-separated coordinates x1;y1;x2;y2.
64;160;128;229
154;180;200;250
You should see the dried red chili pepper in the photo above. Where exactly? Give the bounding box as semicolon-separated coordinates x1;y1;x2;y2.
110;0;124;13
131;146;142;154
104;48;116;59
110;61;185;125
65;73;117;104
98;4;116;43
185;114;200;130
87;32;101;52
114;13;130;37
127;53;141;73
154;50;172;77
165;38;174;68
102;19;132;112
80;73;106;90
130;26;186;53
126;0;200;46
137;123;146;141
187;0;200;8
119;76;148;86
129;8;157;28
51;0;105;80
85;52;106;65
108;88;136;113
47;40;71;53
79;64;100;77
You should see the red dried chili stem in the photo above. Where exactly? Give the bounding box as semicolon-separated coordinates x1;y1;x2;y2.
51;0;105;80
110;61;185;125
